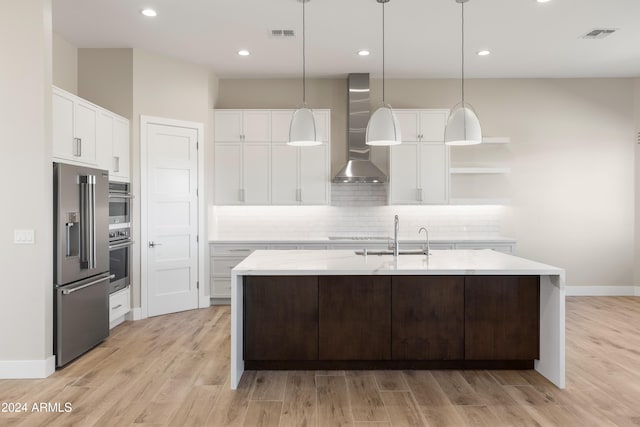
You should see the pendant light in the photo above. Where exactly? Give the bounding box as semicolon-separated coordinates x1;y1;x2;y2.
366;0;401;146
288;0;320;146
444;0;482;146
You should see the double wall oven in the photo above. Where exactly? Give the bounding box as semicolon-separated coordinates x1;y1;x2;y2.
108;182;133;294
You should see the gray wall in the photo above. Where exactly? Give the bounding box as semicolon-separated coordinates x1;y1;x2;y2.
0;0;53;365
52;33;77;94
218;77;637;287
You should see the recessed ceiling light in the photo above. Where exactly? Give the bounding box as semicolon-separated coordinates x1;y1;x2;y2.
536;0;551;3
238;50;250;56
477;50;491;56
357;50;371;56
140;8;157;17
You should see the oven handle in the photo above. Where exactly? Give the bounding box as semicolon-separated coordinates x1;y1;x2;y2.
109;240;135;250
109;193;134;199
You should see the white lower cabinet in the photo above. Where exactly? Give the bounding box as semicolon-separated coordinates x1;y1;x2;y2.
109;287;130;328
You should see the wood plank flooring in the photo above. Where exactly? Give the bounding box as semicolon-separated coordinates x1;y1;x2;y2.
1;297;640;426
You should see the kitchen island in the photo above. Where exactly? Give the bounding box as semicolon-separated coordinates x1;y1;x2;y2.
230;249;565;389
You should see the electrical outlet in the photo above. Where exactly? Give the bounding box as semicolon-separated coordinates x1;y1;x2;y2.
14;229;35;244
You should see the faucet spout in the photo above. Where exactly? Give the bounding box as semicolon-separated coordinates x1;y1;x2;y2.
394;215;399;257
419;227;430;256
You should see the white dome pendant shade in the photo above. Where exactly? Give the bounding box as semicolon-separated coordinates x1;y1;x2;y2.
444;102;482;145
444;0;482;146
365;0;401;147
366;106;402;146
288;0;320;147
288;107;320;146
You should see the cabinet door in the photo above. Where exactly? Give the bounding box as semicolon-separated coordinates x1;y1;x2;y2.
74;100;98;164
243;143;271;205
244;276;318;360
465;276;539;360
394;110;420;141
420;143;449;204
214;143;243;204
389;143;420;204
313;110;330;142
319;276;391;360
214;110;243;141
96;112;113;172
242;110;271;142
271;143;299;205
52;90;75;160
392;276;464;360
271;110;294;143
299;144;328;205
419;110;448;142
112;118;130;181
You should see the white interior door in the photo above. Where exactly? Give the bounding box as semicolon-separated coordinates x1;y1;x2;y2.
146;123;199;317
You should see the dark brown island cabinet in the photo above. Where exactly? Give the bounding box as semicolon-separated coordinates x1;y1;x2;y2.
243;275;539;370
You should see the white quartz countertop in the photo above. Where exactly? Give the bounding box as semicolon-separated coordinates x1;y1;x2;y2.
232;249;563;281
211;235;516;244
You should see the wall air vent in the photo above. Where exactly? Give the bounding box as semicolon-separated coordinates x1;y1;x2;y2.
581;28;618;39
270;29;295;38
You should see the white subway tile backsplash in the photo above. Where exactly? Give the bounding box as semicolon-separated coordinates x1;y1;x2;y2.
211;184;506;240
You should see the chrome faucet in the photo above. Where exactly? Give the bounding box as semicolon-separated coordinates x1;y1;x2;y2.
419;227;430;256
393;215;399;257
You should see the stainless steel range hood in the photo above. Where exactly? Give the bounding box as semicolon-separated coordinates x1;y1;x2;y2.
333;73;388;183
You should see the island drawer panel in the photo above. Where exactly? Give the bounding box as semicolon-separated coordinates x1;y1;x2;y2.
391;276;464;360
244;276;318;361
318;276;391;361
465;275;540;360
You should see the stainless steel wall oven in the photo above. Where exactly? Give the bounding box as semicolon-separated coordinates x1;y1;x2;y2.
109;226;132;294
108;181;131;225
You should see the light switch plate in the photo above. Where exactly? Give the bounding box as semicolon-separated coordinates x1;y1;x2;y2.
14;229;35;244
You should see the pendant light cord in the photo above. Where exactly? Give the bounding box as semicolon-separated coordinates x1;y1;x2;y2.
461;0;465;105
302;0;306;106
382;1;385;104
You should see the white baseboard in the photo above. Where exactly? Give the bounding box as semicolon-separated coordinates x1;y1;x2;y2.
210;297;231;306
0;355;55;379
199;298;211;308
566;286;638;296
126;307;145;321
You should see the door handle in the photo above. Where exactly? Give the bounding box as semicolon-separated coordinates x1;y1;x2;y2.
148;241;162;248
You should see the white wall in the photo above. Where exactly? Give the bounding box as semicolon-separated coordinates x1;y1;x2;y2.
0;0;54;375
52;32;77;94
216;78;637;287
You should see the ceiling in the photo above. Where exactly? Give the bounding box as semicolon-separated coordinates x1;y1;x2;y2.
52;0;640;79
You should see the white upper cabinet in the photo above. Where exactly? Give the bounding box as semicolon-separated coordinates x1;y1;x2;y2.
53;87;98;166
214;110;270;142
97;112;130;182
393;109;448;142
271;109;329;143
271;142;329;205
214;109;331;206
53;86;130;181
389;109;450;205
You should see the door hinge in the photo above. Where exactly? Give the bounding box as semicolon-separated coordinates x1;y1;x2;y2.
196;188;198;196
197;281;199;289
196;142;199;150
197;235;199;243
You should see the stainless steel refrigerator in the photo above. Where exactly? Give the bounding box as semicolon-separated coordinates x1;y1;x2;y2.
54;163;110;367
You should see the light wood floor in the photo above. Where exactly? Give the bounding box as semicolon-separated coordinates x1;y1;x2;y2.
1;297;639;426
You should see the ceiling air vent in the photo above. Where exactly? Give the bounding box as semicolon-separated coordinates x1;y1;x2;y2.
270;29;296;38
581;28;618;39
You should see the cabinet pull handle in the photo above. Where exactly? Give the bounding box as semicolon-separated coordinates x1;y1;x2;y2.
239;189;245;202
73;138;81;157
113;156;120;172
416;188;424;202
112;304;123;310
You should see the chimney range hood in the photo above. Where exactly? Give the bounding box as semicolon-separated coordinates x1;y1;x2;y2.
333;73;388;183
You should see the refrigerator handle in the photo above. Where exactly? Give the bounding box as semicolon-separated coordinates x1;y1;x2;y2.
61;274;114;295
79;175;97;269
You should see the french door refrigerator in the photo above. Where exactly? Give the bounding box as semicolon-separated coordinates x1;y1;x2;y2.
54;163;110;367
